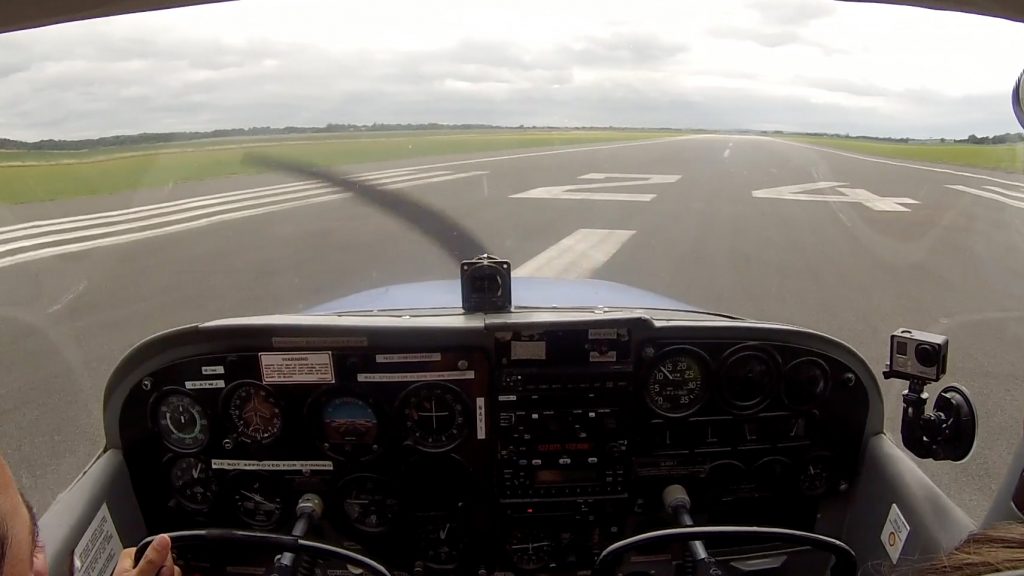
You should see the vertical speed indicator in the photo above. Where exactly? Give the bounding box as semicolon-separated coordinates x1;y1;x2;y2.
645;349;711;416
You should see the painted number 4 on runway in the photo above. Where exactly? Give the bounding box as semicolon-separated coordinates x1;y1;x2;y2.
751;182;919;212
511;173;682;202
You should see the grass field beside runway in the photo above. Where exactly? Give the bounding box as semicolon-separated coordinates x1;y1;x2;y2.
0;130;673;204
789;136;1024;173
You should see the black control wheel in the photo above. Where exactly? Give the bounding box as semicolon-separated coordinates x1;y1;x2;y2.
133;529;391;576
594;526;856;576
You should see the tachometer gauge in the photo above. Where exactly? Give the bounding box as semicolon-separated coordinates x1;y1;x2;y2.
338;474;400;533
231;472;283;529
169;457;215;511
507;529;555;570
645;349;710;416
396;382;469;451
225;381;283;444
155;392;210;452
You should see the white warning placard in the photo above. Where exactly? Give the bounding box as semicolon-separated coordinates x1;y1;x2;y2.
211;459;334;471
73;504;122;576
476;397;486;439
357;371;474;382
376;353;441;363
185;380;225;390
259;352;334;383
881;503;910;564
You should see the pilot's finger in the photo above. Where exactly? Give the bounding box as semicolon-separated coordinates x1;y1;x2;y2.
160;539;175;576
173;565;182;576
115;548;136;576
134;534;171;576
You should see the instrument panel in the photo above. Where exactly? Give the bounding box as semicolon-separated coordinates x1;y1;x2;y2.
117;318;870;576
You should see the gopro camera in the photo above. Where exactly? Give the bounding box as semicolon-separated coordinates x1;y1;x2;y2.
888;328;948;383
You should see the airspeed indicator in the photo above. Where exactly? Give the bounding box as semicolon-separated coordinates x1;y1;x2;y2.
645;350;710;416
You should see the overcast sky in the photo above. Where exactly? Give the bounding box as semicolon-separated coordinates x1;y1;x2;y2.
1;0;1024;140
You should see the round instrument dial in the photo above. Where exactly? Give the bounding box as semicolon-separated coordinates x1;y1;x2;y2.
645;350;710;416
155;392;210;452
316;395;381;460
783;358;830;409
169;457;215;511
396;382;469;451
225;381;283;444
798;453;834;497
720;350;777;414
417;516;461;570
339;474;400;533
507;529;555;570
231;472;283;529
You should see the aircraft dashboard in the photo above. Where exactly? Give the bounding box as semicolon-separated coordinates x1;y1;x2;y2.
109;312;876;576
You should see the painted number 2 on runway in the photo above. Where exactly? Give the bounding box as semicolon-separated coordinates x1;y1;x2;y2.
751;182;919;212
511;173;682;202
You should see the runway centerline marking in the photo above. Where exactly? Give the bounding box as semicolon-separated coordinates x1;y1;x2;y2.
513;229;636;278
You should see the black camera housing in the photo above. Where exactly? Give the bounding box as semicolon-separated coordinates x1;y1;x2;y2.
888;328;948;383
460;255;512;313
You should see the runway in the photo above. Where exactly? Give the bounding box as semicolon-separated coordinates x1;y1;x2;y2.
3;134;1024;521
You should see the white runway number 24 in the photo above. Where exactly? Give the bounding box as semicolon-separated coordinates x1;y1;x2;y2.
511;173;682;202
751;182;919;212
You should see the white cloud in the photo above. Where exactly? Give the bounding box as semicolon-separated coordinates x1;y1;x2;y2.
1;0;1023;140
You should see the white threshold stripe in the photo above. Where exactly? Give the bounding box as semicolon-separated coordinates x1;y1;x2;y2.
368;170;451;184
0;186;339;254
359;167;418;177
0;181;333;241
946;185;1024;209
0;169;491;259
984;185;1024;199
387;171;487;188
1;170;483;242
512;229;636;278
773;138;1024;188
0;179;321;235
0;194;349;270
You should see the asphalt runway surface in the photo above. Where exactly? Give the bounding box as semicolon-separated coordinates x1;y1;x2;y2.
3;134;1024;523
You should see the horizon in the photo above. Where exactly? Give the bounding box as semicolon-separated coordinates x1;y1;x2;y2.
2;122;1021;151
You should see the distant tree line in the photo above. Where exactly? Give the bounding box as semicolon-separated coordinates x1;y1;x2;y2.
0;123;569;152
958;132;1024;144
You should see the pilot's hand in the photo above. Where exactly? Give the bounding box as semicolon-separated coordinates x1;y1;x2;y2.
115;534;182;576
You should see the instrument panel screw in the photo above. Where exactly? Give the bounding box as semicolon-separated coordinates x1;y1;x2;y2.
642;346;655;359
842;372;856;387
222;438;234;450
141;378;153;391
458;360;469;370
